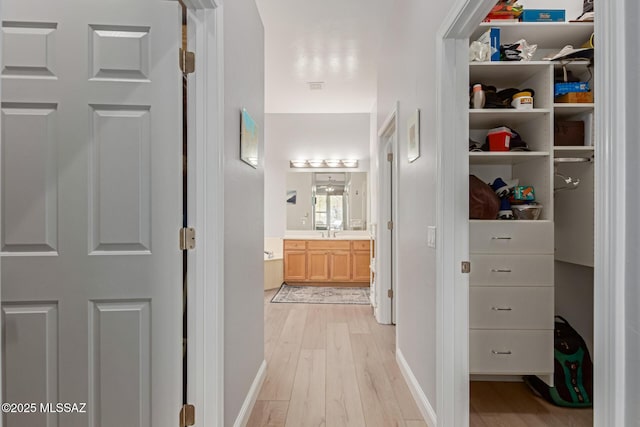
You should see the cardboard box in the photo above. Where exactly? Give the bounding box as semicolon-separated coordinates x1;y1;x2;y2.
555;92;594;103
554;121;585;146
520;9;566;22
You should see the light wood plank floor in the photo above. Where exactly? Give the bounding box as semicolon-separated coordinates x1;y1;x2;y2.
470;381;593;426
249;290;593;427
248;290;427;427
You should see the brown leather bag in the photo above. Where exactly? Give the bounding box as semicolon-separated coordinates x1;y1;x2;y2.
469;175;500;219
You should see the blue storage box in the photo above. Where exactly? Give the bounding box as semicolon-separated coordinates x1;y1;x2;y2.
555;82;590;97
520;9;566;22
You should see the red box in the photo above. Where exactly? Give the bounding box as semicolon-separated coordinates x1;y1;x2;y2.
487;127;513;151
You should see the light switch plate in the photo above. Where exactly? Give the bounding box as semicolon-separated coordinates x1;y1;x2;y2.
427;226;436;248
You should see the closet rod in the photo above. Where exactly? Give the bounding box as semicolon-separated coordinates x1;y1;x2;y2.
554;157;593;164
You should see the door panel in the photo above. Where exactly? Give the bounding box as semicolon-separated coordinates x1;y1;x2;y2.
1;1;182;426
2;303;58;427
2;104;58;253
329;251;351;281
308;251;329;281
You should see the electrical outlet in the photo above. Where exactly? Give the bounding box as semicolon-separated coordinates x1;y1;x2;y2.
427;226;436;248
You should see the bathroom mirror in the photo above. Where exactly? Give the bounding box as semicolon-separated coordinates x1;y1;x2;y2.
286;172;368;231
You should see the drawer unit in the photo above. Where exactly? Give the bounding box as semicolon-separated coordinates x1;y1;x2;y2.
470;254;554;287
470;329;554;375
351;240;370;251
469;287;554;330
470;221;554;254
307;240;350;250
284;240;306;250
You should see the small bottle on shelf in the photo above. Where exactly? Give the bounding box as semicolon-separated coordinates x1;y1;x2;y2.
472;84;485;109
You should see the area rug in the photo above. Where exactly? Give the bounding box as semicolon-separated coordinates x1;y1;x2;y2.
271;284;370;305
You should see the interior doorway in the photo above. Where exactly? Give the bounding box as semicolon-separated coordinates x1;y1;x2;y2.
436;0;625;425
376;107;399;325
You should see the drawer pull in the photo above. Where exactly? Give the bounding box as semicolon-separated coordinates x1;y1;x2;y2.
491;307;513;311
491;350;512;355
491;236;512;240
490;269;512;273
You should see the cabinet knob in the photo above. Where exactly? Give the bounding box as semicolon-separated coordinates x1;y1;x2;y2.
491;350;512;355
490;269;512;273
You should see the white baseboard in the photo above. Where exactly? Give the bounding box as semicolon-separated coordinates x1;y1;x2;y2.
396;349;438;427
233;359;267;427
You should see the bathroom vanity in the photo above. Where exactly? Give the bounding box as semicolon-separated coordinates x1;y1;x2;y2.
283;238;372;285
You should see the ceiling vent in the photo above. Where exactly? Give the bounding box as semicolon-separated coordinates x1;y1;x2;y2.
308;81;324;90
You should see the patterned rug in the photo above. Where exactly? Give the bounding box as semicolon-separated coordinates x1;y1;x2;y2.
271;284;370;305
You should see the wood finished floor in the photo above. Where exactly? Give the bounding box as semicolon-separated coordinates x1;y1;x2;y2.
249;290;593;427
470;381;593;426
248;290;427;427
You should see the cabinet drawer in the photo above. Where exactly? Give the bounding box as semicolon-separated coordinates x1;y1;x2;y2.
470;254;554;286
470;330;553;375
470;221;553;254
351;240;370;251
307;240;350;250
284;240;306;250
470;287;554;330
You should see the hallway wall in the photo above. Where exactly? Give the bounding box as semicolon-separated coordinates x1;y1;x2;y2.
376;0;451;411
264;113;370;238
222;1;265;425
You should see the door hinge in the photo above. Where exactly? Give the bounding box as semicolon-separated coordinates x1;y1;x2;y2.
387;289;394;298
461;261;471;274
179;48;195;74
180;227;196;250
387;152;393;162
179;404;195;427
387;221;394;230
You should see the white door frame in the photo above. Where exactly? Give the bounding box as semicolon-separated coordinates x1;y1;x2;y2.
182;0;225;426
376;104;399;325
436;1;627;426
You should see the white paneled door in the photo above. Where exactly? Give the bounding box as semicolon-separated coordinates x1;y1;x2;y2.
1;0;182;426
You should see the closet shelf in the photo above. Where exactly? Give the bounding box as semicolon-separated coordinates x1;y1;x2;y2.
553;146;594;158
470;151;550;165
471;22;594;49
554;103;594;118
469;109;551;127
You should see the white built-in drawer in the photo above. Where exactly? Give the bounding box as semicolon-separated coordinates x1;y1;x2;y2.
470;221;554;254
469;287;554;330
470;254;554;286
470;329;553;375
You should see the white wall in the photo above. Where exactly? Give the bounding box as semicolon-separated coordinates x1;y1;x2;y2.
264;113;371;238
555;261;594;353
222;1;265;425
625;0;640;421
376;0;450;410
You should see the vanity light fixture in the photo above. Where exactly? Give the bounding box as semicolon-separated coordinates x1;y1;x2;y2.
288;159;359;169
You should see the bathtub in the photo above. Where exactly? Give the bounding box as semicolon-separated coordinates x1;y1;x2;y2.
264;238;284;290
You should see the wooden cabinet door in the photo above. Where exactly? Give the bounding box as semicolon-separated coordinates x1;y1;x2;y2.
352;250;371;282
284;251;307;281
330;251;352;281
308;250;330;281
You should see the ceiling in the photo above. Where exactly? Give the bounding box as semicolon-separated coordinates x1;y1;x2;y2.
255;0;381;114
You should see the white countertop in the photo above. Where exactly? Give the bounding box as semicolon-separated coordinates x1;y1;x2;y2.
283;231;371;241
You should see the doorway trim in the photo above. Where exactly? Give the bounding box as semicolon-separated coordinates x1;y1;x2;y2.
376;103;399;325
183;0;225;426
435;1;627;426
